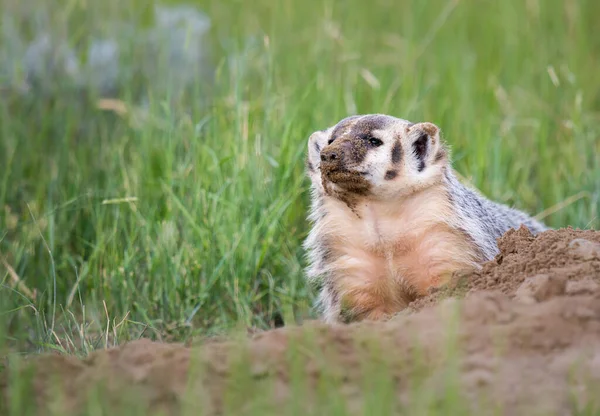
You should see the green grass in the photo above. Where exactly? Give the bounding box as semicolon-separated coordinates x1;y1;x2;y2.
1;0;599;412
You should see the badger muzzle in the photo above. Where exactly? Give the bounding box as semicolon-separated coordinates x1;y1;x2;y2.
319;138;370;195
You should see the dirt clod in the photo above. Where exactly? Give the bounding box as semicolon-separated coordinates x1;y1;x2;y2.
3;227;600;415
514;273;567;304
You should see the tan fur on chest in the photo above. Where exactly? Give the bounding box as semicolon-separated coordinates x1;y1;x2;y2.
320;185;479;321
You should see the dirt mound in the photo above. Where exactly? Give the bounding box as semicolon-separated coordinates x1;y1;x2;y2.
470;226;600;296
409;226;600;310
3;227;600;415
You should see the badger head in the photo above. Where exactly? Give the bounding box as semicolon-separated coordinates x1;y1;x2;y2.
306;114;448;207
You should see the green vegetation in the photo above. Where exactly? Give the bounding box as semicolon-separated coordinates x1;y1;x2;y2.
1;0;599;413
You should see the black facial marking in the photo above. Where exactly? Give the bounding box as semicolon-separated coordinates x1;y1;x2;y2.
314;141;321;153
348;115;391;140
413;133;429;172
391;142;401;164
384;170;398;180
306;159;314;172
330;115;361;143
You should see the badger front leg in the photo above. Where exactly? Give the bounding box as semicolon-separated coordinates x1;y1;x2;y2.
317;274;414;324
339;286;409;323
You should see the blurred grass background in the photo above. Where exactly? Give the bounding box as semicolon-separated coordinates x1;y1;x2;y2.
0;0;599;353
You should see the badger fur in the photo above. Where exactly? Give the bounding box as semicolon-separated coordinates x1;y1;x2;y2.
303;114;548;323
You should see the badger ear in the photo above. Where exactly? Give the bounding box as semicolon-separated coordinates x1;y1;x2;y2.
307;128;331;173
407;122;441;172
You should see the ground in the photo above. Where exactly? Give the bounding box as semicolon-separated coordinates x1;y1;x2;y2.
3;227;599;415
1;0;599;414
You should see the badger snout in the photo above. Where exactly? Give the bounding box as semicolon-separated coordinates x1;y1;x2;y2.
320;140;354;172
320;147;341;170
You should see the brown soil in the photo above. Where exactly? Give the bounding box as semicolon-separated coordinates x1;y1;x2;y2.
409;226;600;311
3;227;600;415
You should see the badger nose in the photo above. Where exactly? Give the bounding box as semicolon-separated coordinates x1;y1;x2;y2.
321;140;352;169
320;149;338;162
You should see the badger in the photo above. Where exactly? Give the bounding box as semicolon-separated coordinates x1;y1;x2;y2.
303;114;548;323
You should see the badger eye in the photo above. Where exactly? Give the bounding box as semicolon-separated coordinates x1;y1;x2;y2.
327;138;335;145
369;137;383;147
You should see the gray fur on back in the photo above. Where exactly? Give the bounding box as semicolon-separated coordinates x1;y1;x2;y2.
443;169;549;261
